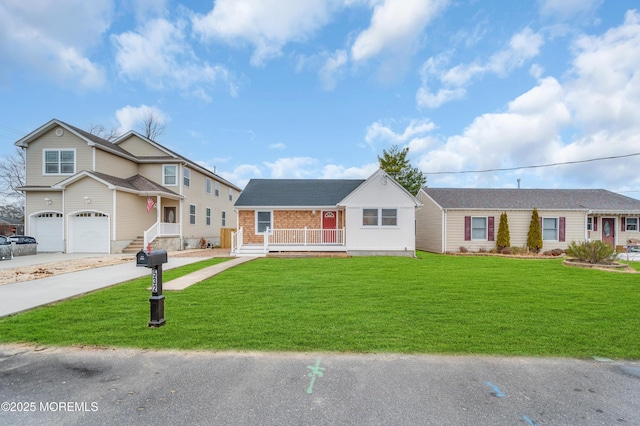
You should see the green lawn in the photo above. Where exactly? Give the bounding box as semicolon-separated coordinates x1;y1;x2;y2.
0;252;638;359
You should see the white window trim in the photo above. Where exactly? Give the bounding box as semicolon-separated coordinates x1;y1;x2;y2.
542;217;559;241
471;216;488;241
206;178;211;194
43;148;76;175
189;204;196;225
215;181;220;197
163;164;178;186
222;211;226;227
256;210;273;234
587;217;593;231
362;208;399;228
205;207;211;226
228;188;233;202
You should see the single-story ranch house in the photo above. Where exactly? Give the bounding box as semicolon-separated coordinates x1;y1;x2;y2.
232;169;422;257
416;188;640;253
15;119;241;253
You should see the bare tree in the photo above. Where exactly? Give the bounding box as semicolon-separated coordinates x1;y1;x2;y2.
0;148;25;201
138;111;165;141
88;123;120;141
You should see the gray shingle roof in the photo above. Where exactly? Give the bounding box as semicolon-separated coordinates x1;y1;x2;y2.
235;179;365;207
90;172;180;196
423;188;640;212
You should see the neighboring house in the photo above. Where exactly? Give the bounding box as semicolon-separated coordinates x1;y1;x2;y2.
14;119;241;253
232;169;422;257
416;188;640;253
0;216;24;236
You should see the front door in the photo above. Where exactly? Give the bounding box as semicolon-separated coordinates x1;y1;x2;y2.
322;211;337;243
602;218;615;247
164;207;176;223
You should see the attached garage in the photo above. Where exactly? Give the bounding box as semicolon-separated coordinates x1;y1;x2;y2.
31;212;64;252
68;212;110;253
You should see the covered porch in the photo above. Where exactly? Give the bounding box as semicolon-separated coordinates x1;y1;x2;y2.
231;226;346;256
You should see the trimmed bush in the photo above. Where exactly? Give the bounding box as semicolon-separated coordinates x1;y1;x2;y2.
566;240;617;264
527;208;542;253
496;212;510;250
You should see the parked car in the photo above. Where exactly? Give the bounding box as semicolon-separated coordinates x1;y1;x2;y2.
7;235;37;244
0;236;12;260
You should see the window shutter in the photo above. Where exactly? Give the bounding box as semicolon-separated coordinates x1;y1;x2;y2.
559;217;566;242
593;217;598;231
488;216;495;241
621;217;626;231
464;216;471;241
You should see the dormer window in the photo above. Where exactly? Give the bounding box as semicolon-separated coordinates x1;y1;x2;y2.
44;149;75;175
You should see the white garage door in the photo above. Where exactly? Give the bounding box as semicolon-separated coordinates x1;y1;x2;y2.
31;212;64;252
69;212;110;253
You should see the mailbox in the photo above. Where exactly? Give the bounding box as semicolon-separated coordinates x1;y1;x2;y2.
135;249;168;327
136;249;168;268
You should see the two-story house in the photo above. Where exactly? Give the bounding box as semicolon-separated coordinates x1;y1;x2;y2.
14;119;241;254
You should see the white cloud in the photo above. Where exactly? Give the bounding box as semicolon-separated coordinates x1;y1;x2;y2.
269;142;287;150
417;28;544;109
0;0;111;89
264;157;318;178
365;119;436;151
538;0;602;20
321;163;378;179
219;164;264;189
114;105;169;135
319;49;348;90
192;0;341;66
112;18;236;98
350;0;449;62
420;10;640;191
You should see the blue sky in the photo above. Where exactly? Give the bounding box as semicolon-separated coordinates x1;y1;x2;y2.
1;0;639;199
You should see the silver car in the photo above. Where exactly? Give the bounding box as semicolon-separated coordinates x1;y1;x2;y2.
0;236;13;260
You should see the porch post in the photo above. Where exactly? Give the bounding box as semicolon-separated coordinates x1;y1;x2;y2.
264;227;269;254
304;226;307;246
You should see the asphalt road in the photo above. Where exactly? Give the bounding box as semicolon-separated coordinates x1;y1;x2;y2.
1;345;638;426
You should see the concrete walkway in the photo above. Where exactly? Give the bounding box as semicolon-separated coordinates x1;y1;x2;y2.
0;255;255;318
163;256;257;290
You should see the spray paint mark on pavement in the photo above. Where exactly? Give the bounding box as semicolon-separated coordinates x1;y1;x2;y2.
307;358;325;394
485;382;506;397
522;415;537;425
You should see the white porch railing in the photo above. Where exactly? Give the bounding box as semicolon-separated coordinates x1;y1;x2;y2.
231;227;244;254
266;227;344;246
144;222;180;247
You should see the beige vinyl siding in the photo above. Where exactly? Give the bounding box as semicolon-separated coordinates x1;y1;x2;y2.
26;191;63;214
446;209;587;252
115;191;157;240
25;128;94;186
415;191;444;253
116;135;169;156
95;149;138;177
137;164;166;186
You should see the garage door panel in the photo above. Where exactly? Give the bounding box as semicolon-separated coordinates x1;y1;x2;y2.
32;213;63;252
70;212;109;253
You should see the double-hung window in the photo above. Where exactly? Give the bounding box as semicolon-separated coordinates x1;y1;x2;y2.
215;181;220;197
363;208;397;226
626;217;638;231
256;211;272;234
228;188;233;202
206;178;212;194
543;217;558;240
189;204;196;225
471;217;487;240
44;149;75;175
222;211;226;227
163;165;177;186
184;168;190;187
587;217;593;231
205;208;211;226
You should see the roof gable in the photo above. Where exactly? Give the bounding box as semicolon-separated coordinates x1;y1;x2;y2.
340;169;422;207
422;188;640;212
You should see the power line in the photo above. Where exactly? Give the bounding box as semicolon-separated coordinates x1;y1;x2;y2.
423;152;640;175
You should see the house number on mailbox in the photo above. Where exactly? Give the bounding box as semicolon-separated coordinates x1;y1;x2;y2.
151;268;158;293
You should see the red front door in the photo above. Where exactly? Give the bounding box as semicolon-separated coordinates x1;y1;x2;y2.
322;211;337;243
602;218;615;247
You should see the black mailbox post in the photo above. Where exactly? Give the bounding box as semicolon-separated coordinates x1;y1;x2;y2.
136;249;168;327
